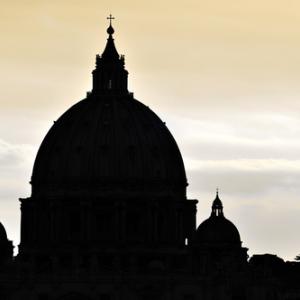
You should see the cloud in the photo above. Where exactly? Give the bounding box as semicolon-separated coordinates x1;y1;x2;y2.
0;139;34;167
186;159;300;197
0;139;34;247
162;112;300;162
0;138;34;198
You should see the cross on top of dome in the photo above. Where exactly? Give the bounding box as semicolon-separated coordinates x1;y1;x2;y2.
107;14;115;25
107;14;115;35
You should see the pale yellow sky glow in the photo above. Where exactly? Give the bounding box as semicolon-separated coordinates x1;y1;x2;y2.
1;1;300;260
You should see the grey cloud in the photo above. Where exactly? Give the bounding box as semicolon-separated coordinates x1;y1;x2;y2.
182;139;300;161
159;113;300;162
186;159;300;196
0;139;35;168
0;138;33;201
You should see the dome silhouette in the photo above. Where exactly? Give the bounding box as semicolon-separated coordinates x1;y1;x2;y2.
30;22;187;199
31;93;186;199
196;215;241;244
196;192;241;245
0;223;7;241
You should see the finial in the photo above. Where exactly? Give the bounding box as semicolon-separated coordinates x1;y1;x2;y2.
216;187;219;197
107;14;115;35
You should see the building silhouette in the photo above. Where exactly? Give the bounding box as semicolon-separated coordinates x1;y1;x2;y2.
0;18;300;300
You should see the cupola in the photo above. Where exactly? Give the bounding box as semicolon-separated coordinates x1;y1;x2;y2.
195;191;241;245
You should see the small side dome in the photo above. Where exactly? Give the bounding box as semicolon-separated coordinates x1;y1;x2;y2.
0;222;13;264
196;192;241;245
0;223;7;241
196;216;241;244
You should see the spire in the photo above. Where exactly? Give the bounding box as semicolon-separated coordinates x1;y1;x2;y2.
211;188;224;217
92;15;129;95
101;14;119;61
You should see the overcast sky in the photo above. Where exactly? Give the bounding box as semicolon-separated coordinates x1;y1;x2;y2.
1;0;300;260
